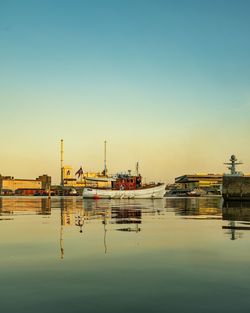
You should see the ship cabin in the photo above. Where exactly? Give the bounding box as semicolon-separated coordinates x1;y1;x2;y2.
112;174;142;190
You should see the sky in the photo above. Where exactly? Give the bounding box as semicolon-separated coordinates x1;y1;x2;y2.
0;0;250;183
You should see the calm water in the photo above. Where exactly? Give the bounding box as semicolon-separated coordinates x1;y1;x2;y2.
1;196;250;313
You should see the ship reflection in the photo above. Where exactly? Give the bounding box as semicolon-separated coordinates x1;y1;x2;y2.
61;199;144;231
59;199;162;258
222;201;250;240
111;207;141;233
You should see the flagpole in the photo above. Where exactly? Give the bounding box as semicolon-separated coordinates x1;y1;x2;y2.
80;168;83;182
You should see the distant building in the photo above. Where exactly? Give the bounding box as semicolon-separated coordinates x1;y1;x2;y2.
61;165;83;187
175;173;222;191
61;165;111;189
37;175;51;190
0;174;51;194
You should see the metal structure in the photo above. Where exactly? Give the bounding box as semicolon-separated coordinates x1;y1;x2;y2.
61;139;64;186
136;162;139;176
104;140;107;176
224;155;243;175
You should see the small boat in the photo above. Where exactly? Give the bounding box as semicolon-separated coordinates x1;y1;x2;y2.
82;173;166;199
68;188;78;196
186;189;201;197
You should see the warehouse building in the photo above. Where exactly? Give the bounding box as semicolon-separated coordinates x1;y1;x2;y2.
175;173;222;191
0;174;51;195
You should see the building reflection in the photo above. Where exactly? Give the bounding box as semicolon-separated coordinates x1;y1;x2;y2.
166;197;223;217
59;198;84;259
222;201;250;240
165;197;250;240
0;197;51;216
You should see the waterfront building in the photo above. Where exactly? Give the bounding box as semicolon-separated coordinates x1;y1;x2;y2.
62;165;78;186
60;140;111;189
0;174;51;195
61;165;111;188
175;173;222;191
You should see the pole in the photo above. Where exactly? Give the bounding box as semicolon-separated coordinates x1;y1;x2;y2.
48;185;51;199
104;140;107;176
136;161;139;176
61;139;64;186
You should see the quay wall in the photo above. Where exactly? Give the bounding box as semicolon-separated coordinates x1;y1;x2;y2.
222;176;250;201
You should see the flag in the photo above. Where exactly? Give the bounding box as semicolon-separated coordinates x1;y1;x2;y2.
75;166;83;178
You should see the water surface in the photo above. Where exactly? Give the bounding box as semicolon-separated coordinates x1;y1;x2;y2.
1;196;250;313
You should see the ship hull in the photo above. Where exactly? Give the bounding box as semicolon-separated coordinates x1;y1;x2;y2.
82;183;166;199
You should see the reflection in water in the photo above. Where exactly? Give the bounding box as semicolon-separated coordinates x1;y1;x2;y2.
103;216;107;254
1;196;250;250
222;201;250;240
60;215;64;260
111;207;141;232
58;198;153;257
0;197;52;216
223;201;250;222
75;213;84;232
1;197;250;313
165;197;250;240
165;197;223;218
59;198;84;259
223;221;243;241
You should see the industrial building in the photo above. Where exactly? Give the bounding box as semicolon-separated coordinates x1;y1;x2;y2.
61;165;111;189
175;173;222;191
0;174;51;195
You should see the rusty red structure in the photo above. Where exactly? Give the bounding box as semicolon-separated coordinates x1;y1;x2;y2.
15;189;49;196
112;174;142;190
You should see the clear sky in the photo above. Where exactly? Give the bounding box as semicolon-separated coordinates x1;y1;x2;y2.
0;0;250;183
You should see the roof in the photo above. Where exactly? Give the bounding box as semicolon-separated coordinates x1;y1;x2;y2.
1;178;41;182
175;174;222;183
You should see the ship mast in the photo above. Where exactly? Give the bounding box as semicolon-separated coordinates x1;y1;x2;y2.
224;155;243;175
104;140;107;176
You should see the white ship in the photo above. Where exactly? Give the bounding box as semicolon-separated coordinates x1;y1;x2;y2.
82;142;166;199
82;172;166;199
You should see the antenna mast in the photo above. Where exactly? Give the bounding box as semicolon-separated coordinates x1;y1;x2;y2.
224;154;243;175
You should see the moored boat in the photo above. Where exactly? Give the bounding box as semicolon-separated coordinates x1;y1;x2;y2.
82;173;166;199
186;189;201;197
83;183;166;199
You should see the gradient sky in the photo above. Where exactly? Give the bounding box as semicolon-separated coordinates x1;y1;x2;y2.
0;0;250;183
